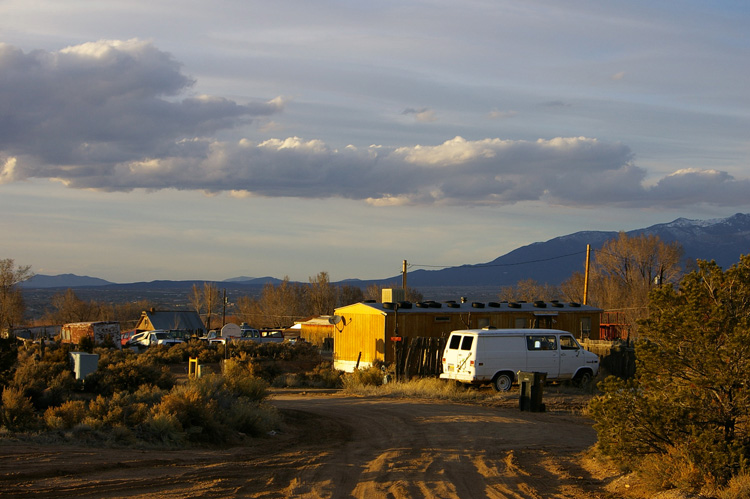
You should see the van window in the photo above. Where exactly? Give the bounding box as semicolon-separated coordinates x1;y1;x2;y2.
526;335;557;351
448;335;462;349
460;336;474;351
560;335;579;350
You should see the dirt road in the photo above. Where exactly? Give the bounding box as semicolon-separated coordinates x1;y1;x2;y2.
0;392;612;498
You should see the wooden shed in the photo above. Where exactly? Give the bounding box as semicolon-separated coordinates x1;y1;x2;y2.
298;316;336;348
332;299;602;372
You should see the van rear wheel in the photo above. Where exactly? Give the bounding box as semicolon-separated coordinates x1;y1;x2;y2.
492;373;513;392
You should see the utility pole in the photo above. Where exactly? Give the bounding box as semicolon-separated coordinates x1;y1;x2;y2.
583;244;591;305
222;289;227;327
402;259;408;291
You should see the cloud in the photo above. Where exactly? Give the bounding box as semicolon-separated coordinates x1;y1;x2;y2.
402;107;438;122
611;71;626;81
0;40;283;168
488;110;518;119
2;40;749;211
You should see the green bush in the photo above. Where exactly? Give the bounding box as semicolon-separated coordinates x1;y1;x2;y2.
590;256;750;491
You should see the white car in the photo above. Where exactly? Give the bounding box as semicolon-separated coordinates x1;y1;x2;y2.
130;330;184;347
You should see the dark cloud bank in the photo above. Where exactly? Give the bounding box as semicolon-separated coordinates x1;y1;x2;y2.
1;40;748;208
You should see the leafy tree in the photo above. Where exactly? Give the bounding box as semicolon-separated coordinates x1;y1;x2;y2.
0;258;33;330
589;256;750;491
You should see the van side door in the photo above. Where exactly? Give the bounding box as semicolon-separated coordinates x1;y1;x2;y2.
525;334;560;378
558;334;584;379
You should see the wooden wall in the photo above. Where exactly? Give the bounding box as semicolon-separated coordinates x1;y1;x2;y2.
333;302;601;371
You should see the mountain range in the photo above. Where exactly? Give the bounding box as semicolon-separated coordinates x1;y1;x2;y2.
21;213;750;291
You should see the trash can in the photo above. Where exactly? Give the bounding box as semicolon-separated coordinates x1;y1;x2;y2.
518;371;546;412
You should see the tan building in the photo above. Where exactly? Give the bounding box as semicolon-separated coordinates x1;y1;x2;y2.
332;299;602;372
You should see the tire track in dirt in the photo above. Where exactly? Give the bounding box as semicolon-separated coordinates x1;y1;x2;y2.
0;393;608;498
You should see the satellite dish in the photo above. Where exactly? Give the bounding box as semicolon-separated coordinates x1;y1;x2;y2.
329;315;343;325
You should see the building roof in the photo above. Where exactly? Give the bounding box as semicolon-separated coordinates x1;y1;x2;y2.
336;300;602;315
137;310;206;332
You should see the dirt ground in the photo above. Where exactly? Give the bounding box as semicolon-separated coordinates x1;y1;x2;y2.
0;390;637;499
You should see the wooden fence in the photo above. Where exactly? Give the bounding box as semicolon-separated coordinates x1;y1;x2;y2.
393;336;446;380
584;339;636;379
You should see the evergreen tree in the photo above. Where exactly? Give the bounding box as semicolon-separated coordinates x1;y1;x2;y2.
589;255;750;490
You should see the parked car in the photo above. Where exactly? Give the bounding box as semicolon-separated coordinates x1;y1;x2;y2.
120;329;137;346
129;330;184;348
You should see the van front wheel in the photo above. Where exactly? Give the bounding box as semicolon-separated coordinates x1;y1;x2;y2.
492;373;513;392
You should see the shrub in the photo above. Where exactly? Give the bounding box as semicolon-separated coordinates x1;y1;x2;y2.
151;381;224;443
225;400;279;436
0;338;19;387
86;385;164;428
342;366;384;391
718;473;750;499
85;352;174;395
10;349;77;409
44;400;88;430
143;412;185;446
1;386;38;431
306;362;343;388
590;256;750;491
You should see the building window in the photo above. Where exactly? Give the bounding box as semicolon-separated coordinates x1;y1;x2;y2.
514;318;527;328
477;318;490;328
434;316;450;322
580;317;592;339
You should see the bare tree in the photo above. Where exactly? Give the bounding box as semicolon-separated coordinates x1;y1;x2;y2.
0;258;33;329
189;283;203;315
203;282;221;331
590;232;683;336
364;283;423;303
44;289;98;324
337;284;364;307
498;279;561;302
307;271;336;316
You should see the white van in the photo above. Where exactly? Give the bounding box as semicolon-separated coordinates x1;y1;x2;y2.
440;328;599;391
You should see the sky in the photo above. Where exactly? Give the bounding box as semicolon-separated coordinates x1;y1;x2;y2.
1;1;749;284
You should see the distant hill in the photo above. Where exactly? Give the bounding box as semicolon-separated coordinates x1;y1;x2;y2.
19;214;750;291
389;213;750;287
20;274;113;289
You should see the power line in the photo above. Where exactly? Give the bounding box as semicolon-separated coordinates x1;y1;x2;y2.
409;250;588;271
